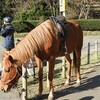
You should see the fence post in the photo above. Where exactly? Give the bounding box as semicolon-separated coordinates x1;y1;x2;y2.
87;42;90;64
95;40;98;60
47;61;50;88
62;57;66;78
22;64;27;100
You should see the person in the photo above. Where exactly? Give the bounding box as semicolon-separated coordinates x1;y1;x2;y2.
0;16;15;53
55;15;68;54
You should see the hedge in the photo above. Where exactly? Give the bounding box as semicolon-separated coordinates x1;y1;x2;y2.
6;19;100;33
77;19;100;31
12;20;41;33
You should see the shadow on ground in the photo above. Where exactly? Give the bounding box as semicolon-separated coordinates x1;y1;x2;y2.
28;73;100;100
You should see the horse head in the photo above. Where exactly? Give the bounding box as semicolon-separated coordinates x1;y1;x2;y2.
0;54;22;92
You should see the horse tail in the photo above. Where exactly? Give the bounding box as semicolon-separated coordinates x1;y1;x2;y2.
73;51;77;73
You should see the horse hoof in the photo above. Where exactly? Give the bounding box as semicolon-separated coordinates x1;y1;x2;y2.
65;80;70;86
76;79;81;86
77;82;81;86
48;95;54;100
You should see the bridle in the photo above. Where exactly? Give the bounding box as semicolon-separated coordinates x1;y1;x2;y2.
0;63;22;86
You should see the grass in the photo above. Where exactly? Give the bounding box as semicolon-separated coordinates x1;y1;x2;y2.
83;31;100;35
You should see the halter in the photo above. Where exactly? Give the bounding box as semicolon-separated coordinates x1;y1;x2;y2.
0;63;22;86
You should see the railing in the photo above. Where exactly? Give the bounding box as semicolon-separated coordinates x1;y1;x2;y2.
81;40;100;65
61;40;100;78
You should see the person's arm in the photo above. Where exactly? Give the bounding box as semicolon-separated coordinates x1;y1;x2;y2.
0;26;9;37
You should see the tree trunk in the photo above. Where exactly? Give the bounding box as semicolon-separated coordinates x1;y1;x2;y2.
85;5;90;19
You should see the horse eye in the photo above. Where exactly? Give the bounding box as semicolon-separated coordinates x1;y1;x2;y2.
4;68;10;72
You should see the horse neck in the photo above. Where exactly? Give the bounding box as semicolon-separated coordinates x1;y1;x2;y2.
9;33;37;64
9;20;56;64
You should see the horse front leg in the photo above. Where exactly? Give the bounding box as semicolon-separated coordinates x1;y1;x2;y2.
47;58;55;100
35;56;43;96
65;55;72;85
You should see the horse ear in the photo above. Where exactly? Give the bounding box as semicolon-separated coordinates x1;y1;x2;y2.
8;55;14;63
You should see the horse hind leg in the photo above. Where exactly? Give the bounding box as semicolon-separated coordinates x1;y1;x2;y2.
64;55;72;86
73;50;81;85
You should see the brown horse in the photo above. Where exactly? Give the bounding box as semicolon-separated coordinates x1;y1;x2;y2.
0;19;83;99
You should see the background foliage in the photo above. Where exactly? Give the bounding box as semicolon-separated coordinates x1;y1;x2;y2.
0;0;100;20
0;0;100;32
10;19;100;33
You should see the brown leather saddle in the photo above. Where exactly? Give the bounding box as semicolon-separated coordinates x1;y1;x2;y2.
49;16;67;40
48;16;68;53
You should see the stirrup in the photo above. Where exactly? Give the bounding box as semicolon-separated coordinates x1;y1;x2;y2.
64;47;67;54
65;50;67;54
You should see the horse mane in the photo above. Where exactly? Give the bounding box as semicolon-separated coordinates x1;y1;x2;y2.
10;19;57;63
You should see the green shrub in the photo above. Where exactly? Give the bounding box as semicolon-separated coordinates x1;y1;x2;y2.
12;20;40;33
19;10;38;20
19;11;27;20
28;20;42;27
27;10;36;20
18;8;52;21
12;19;100;33
77;19;100;31
12;21;30;33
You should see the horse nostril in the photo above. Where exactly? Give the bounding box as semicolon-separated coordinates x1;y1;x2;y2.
0;87;9;93
0;88;4;92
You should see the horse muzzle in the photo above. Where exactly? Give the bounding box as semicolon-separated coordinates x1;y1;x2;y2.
0;80;9;92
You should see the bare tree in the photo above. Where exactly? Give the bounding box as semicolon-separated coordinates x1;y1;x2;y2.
79;0;100;19
43;0;59;16
79;0;92;19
